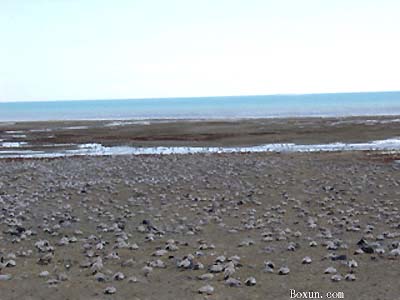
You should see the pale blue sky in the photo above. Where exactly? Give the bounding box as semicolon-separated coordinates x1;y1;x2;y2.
0;0;399;102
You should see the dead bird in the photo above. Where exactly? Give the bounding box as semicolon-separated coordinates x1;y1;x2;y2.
142;220;165;235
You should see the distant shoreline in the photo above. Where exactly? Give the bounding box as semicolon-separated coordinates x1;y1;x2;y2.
2;114;400;124
2;113;400;123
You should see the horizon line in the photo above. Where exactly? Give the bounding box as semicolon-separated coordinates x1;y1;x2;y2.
1;90;400;103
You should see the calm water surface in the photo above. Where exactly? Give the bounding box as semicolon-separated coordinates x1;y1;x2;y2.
0;92;400;121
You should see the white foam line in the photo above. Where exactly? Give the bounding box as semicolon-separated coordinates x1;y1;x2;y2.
60;126;89;130
1;141;28;148
0;150;43;154
331;118;400;126
39;143;76;148
29;128;52;132
5;130;25;134
10;134;27;138
1;138;400;158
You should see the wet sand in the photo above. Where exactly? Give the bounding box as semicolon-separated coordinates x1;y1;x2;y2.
0;118;400;300
1;116;400;150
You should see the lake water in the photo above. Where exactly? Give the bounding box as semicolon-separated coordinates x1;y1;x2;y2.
1;91;400;121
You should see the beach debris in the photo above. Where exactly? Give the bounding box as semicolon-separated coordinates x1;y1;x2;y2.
178;257;193;269
302;256;312;264
344;274;356;281
324;267;337;274
0;274;12;281
225;277;242;287
142;266;153;277
348;259;358;268
95;273;107;282
331;274;343;282
238;239;255;247
388;248;400;258
149;259;166;268
278;266;290;275
223;262;235;279
198;284;214;295
39;271;50;278
113;272;125;281
153;249;168;257
209;264;224;273
128;276;138;283
121;258;135;267
37;253;53;265
47;279;59;285
264;260;275;273
197;273;214;280
245;276;257;286
91;257;103;273
57;273;69;281
5;260;16;267
104;286;117;294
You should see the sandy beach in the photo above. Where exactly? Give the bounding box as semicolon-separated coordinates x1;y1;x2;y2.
0;117;400;300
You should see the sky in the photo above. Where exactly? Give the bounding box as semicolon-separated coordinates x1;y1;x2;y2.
0;0;399;102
